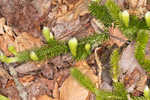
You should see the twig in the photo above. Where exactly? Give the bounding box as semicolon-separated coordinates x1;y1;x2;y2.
95;47;102;88
7;64;28;100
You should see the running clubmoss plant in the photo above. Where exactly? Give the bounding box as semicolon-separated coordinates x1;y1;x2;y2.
0;33;108;63
112;82;128;100
16;39;69;62
110;49;128;100
0;95;9;100
89;0;149;40
105;0;120;24
0;50;18;63
71;48;128;100
75;33;108;60
0;50;7;62
71;67;128;100
85;43;91;54
8;44;17;55
144;86;150;100
110;49;120;83
135;30;150;72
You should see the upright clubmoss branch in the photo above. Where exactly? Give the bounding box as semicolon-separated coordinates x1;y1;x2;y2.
110;49;120;83
144;86;150;100
105;0;121;24
112;82;128;100
145;12;150;27
0;95;9;100
135;30;150;72
89;2;113;27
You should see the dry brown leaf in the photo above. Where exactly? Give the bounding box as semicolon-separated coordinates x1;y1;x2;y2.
14;32;42;52
6;75;35;88
27;78;52;99
37;95;52;100
0;18;16;55
0;66;11;88
32;0;51;17
109;25;128;47
91;18;105;33
15;62;44;74
119;43;147;93
0;67;11;79
127;0;147;17
0;18;43;56
59;60;98;100
56;0;89;22
0;1;50;36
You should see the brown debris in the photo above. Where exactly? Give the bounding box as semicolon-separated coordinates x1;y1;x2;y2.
109;24;128;47
27;77;53;100
0;18;43;56
15;62;44;74
6;75;35;88
0;0;51;37
127;0;147;18
0;66;11;88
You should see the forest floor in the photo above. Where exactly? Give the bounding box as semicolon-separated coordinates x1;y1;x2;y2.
0;0;150;100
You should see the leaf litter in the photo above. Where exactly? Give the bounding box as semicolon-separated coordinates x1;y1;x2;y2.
0;0;150;100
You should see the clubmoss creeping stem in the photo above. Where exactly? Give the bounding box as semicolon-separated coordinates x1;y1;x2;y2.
0;50;19;63
8;44;17;55
11;33;108;63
